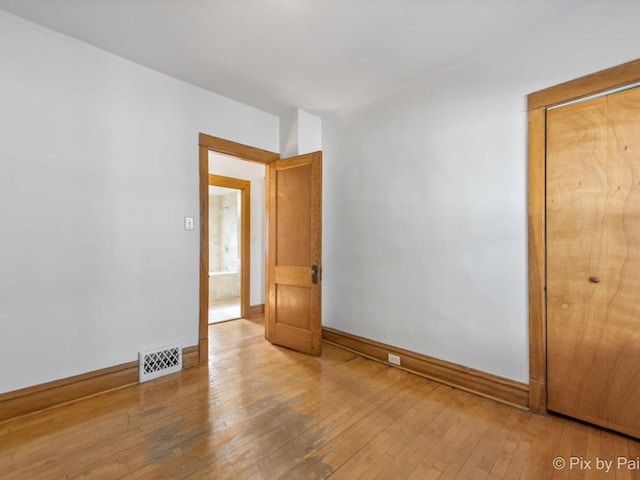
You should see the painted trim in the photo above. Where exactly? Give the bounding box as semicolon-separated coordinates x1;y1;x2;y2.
208;174;251;320
323;327;528;409
248;304;265;318
527;58;640;413
0;345;199;424
198;134;279;369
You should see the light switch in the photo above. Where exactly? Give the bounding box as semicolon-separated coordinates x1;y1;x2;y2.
184;217;194;231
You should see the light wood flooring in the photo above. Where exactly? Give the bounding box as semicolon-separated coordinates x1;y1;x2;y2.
208;297;241;324
1;318;639;479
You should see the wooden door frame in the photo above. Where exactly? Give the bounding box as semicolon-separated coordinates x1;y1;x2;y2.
198;133;279;364
208;173;251;321
527;58;640;413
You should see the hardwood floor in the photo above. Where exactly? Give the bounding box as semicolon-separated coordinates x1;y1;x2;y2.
1;318;639;479
209;297;241;324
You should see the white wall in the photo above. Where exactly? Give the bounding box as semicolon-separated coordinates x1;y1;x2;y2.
208;152;266;306
297;110;322;154
0;11;278;393
321;0;640;382
279;108;322;157
279;109;299;158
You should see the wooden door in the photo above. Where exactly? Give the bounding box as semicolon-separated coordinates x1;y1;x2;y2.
265;152;322;355
546;87;640;437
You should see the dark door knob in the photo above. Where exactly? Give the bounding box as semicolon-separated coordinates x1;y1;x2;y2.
589;276;601;284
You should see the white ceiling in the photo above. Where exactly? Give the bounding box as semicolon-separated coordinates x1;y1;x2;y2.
0;0;593;114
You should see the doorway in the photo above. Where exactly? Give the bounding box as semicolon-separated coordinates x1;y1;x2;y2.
207;176;249;324
198;133;324;362
197;134;278;361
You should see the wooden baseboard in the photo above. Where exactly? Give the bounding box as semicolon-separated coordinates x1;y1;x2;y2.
0;344;200;423
248;304;265;318
322;327;529;409
528;379;546;414
182;345;200;369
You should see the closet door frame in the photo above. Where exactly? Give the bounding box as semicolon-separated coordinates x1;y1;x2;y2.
527;58;640;413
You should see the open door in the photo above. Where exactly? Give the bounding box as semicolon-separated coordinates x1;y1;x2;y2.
266;151;322;355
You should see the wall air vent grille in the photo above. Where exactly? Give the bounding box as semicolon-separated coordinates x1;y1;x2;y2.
138;344;182;383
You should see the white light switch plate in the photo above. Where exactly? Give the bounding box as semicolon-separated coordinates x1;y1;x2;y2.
184;217;194;230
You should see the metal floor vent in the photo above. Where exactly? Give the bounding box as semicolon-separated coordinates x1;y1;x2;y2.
139;344;182;383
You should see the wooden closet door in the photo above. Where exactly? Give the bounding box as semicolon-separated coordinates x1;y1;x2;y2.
546;87;640;438
602;88;640;436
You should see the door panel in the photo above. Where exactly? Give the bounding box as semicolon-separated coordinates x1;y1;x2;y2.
546;97;609;427
547;87;640;437
266;152;322;356
276;164;312;267
602;88;640;435
276;285;312;329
